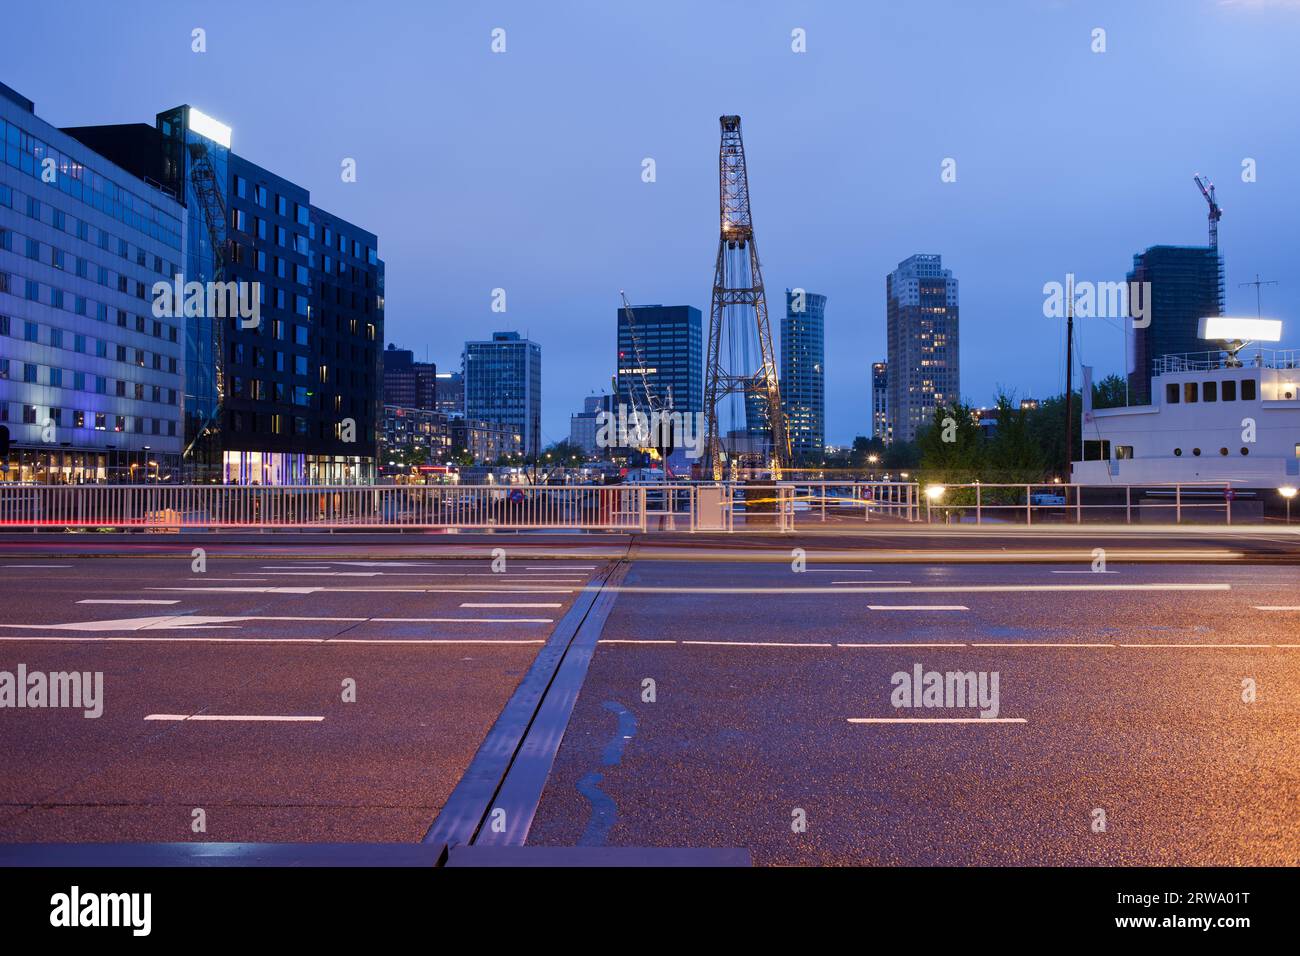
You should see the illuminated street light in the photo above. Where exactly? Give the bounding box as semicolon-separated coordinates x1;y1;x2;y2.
1280;485;1297;525
924;484;945;524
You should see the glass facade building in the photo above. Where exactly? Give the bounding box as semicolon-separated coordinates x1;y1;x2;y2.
1126;245;1223;406
780;289;826;461
0;82;185;483
615;304;702;419
65;104;383;484
886;254;960;443
464;331;541;457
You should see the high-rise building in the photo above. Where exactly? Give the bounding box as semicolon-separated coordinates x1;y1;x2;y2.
1126;245;1223;405
780;289;825;460
64;103;384;485
569;392;613;456
464;331;541;457
434;370;463;416
886;254;959;443
871;361;890;443
616;304;702;417
1;82;186;484
382;344;436;410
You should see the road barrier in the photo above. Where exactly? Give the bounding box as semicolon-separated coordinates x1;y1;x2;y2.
0;481;1266;531
0;484;648;531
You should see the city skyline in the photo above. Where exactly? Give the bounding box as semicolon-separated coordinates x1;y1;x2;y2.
3;1;1299;450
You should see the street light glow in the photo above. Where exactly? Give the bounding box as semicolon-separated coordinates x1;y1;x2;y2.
925;484;946;501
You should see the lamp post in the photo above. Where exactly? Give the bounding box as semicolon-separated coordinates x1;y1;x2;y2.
925;484;945;524
1280;486;1297;525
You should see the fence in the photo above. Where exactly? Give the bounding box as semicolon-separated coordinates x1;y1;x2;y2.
0;481;1276;531
918;482;1274;525
0;484;648;531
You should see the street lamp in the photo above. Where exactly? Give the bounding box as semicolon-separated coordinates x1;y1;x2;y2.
1280;486;1297;524
925;484;945;523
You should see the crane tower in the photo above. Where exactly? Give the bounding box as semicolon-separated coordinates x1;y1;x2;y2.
702;116;789;479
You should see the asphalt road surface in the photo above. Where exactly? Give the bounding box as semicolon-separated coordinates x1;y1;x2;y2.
1;534;1298;865
0;549;604;843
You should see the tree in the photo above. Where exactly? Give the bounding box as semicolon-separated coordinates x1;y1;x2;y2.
986;391;1042;483
918;402;985;482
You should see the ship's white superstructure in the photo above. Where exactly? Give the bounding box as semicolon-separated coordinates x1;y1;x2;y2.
1071;348;1300;487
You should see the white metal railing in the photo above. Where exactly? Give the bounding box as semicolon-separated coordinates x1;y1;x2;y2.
0;484;647;531
1;481;1269;531
918;482;1268;525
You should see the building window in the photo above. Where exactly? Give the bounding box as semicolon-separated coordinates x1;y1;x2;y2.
1222;380;1237;401
1203;381;1217;402
1242;379;1257;401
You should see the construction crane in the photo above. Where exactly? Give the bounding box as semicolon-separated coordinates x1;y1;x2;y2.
1193;174;1222;250
702;115;790;480
618;292;675;464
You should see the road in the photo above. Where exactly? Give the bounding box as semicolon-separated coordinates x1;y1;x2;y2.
0;549;605;843
1;532;1298;865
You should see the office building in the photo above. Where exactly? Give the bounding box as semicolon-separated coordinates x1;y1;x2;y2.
435;370;463;416
886;254;960;443
450;416;522;463
570;392;613;456
872;361;890;443
379;404;450;473
616;304;702;417
64;103;383;484
464;331;540;456
0;82;185;483
780;289;825;460
383;344;436;410
1126;245;1223;405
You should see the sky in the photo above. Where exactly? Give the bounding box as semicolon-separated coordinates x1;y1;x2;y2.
5;0;1300;445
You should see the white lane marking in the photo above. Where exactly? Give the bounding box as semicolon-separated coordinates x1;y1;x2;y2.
0;611;551;631
867;605;968;611
831;580;912;585
186;578;270;582
76;600;181;605
970;642;1116;647
259;566;331;570
838;642;967;648
147;586;574;594
253;571;383;577
146;713;323;722
681;640;834;648
459;603;563;609
1121;643;1275;648
1050;570;1119;574
805;568;874;573
597;639;679;644
1255;606;1300;611
371;617;553;624
0;635;544;645
606;583;1231;595
2;564;72;568
848;717;1026;724
523;565;596;570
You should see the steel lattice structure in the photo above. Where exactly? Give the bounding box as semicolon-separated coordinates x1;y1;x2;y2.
703;115;789;479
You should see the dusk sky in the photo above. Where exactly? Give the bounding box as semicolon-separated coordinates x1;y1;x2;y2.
7;0;1300;445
